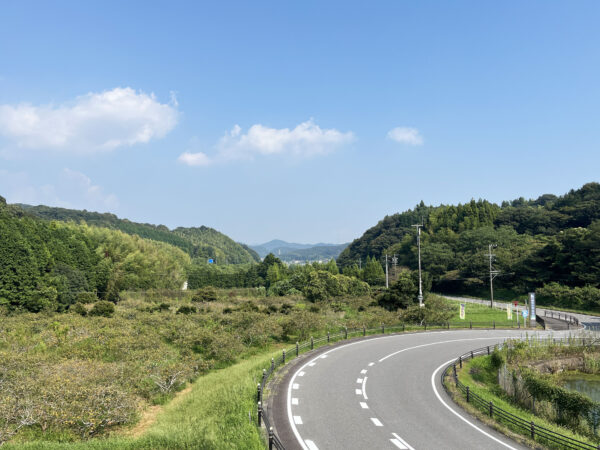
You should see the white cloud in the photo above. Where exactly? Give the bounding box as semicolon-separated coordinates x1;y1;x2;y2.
387;127;423;146
178;151;212;167
178;119;354;167
0;87;178;154
0;168;118;211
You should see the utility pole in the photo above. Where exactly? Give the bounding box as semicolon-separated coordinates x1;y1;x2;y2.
358;257;362;270
412;223;424;307
486;244;500;308
392;255;398;279
385;254;389;288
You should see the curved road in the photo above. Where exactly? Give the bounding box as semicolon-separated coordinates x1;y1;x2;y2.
271;329;572;450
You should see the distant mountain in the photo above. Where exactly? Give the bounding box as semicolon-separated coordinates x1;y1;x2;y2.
17;204;260;264
250;239;348;262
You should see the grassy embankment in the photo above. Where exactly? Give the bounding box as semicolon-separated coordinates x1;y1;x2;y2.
449;354;598;449
445;298;525;328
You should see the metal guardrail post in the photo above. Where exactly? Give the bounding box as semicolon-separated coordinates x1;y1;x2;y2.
344;327;348;339
447;322;450;330
470;321;472;329
310;336;314;350
424;322;427;331
459;356;462;368
530;421;535;440
258;401;262;426
453;364;457;376
269;426;274;450
282;349;286;364
489;401;493;417
487;346;490;355
296;342;299;357
493;320;495;330
257;384;261;403
402;323;405;332
327;331;330;343
470;351;474;359
262;369;266;384
466;386;470;403
382;323;385;334
271;358;274;371
363;326;366;336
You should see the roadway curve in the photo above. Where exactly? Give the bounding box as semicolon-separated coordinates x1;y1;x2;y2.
269;329;570;450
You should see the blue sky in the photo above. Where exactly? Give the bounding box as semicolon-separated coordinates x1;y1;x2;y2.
1;1;599;245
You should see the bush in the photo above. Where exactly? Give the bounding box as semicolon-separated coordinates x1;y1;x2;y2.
490;348;504;369
176;305;196;315
89;301;115;317
76;292;98;304
192;286;218;302
70;302;88;316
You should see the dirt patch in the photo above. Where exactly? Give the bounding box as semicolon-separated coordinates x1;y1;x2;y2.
125;384;194;438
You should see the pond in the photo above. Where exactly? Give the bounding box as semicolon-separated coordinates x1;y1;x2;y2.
563;376;600;403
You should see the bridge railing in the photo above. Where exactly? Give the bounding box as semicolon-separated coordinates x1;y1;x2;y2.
441;337;600;450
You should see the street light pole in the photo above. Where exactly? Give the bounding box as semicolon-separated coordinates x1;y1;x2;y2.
412;224;424;307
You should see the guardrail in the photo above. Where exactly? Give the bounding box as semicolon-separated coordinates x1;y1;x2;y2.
257;320;536;449
441;338;600;450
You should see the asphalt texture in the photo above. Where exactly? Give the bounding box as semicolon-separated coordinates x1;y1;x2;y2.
270;328;575;450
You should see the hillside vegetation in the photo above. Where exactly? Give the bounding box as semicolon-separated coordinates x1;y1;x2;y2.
338;183;600;310
18;204;259;264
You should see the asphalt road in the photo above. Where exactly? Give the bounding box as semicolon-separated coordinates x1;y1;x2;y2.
271;328;573;450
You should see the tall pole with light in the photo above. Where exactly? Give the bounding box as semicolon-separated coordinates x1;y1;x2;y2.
486;244;500;308
412;223;424;307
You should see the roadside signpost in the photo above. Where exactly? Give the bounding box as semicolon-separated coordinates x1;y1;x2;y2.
507;303;512;320
208;258;214;264
460;303;466;320
529;292;537;326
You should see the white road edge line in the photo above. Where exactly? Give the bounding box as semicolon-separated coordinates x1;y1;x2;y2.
392;432;415;450
431;358;519;450
371;417;383;426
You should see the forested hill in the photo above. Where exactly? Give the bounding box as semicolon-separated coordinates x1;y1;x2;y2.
17;204;259;264
337;182;600;296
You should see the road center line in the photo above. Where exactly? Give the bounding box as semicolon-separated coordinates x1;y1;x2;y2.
392;432;415;450
371;417;383;426
362;376;368;400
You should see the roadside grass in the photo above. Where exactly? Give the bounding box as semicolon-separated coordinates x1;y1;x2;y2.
3;350;279;450
446;299;522;328
451;356;599;449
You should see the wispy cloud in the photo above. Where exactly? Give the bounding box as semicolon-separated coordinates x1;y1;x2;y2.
0;168;118;211
387;127;423;146
178;119;354;167
0;87;178;154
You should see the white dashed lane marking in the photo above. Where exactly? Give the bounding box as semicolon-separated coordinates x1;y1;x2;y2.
357;378;363;383
292;398;299;405
355;389;362;395
293;383;299;390
370;418;383;427
294;416;303;425
361;369;367;374
360;402;369;409
298;371;305;377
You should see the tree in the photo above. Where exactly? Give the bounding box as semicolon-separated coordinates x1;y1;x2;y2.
325;259;339;275
362;256;385;286
377;271;417;311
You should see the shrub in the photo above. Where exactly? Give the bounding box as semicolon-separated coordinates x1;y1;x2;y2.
490;348;504;369
76;292;98;304
192;286;218;303
176;305;196;315
89;301;115;317
70;302;88;316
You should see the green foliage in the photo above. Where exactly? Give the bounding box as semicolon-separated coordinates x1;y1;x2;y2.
377;271;420;311
400;294;454;324
537;283;600;310
176;305;196;315
362;256;385;286
191;287;218;302
490;348;504;370
70;302;88;316
19;204;260;264
89;301;115;317
337;183;600;309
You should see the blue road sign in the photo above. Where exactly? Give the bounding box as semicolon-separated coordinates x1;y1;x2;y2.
208;258;214;264
522;309;529;318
